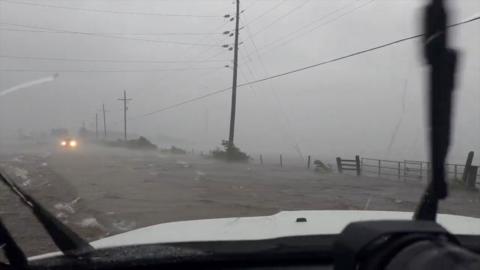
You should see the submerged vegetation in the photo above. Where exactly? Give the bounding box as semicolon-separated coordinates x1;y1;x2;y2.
211;140;249;162
103;136;158;150
160;146;187;155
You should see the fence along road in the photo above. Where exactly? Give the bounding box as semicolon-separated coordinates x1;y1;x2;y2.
359;156;479;188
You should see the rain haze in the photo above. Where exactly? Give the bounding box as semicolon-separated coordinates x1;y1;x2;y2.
1;0;480;258
0;0;479;161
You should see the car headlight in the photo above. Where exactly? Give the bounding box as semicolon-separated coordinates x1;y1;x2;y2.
61;141;67;146
69;140;77;147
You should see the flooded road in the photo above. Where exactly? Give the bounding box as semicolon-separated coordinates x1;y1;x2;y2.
1;142;479;256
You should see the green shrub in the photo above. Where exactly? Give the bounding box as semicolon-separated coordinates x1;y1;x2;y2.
211;140;249;162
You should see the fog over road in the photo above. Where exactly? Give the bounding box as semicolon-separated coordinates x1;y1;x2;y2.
1;142;480;256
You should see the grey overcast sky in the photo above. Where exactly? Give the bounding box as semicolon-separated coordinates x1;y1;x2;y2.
0;0;479;162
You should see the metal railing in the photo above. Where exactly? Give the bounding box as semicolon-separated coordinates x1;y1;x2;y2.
360;157;480;181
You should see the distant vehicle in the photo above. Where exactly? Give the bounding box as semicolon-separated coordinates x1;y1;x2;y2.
59;138;78;149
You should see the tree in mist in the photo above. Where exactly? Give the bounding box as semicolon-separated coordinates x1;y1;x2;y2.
211;140;249;162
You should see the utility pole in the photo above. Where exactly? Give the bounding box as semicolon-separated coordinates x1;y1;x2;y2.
95;113;98;139
102;103;107;139
118;90;132;141
228;0;240;150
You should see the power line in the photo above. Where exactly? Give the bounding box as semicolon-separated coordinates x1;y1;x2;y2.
267;0;376;52
154;19;232;85
137;86;232;118
0;0;221;18
0;54;229;64
132;15;480;118
169;20;232;63
245;26;305;160
0;27;223;36
187;34;230;62
249;0;311;38
200;49;230;62
242;15;480;86
242;0;289;28
242;1;258;13
0;22;220;47
243;0;368;59
0;67;223;73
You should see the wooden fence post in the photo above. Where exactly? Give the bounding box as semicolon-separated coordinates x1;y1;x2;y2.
462;151;474;183
378;160;381;177
467;166;478;190
307;155;311;169
427;162;431;181
280;154;283;168
355;155;361;176
397;162;401;180
336;157;342;173
454;164;458;180
420;162;423;179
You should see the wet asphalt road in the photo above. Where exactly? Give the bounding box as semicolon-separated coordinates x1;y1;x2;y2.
1;143;480;256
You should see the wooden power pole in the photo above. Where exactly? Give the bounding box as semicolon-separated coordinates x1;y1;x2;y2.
228;0;240;149
102;104;107;139
118;90;132;141
95;113;98;139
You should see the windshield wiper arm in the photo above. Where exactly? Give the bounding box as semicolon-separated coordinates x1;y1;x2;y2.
0;218;27;267
414;0;458;221
0;172;93;256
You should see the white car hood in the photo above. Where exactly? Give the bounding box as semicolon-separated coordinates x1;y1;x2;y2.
30;210;480;260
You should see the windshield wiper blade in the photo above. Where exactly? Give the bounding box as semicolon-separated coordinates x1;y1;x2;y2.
0;172;93;256
0;217;27;267
414;0;458;221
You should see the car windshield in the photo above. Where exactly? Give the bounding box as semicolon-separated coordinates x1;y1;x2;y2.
0;0;479;258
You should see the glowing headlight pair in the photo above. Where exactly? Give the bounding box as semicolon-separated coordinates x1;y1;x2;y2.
60;140;77;147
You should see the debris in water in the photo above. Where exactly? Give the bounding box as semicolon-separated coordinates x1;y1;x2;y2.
364;197;372;210
314;160;332;173
194;170;206;180
78;217;103;229
112;220;136;231
40;152;52;158
56;212;68;221
71;197;81;205
21;179;31;187
176;160;191;168
11;156;23;162
54;202;75;214
13;167;29;180
41;162;48;167
36;181;50;188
